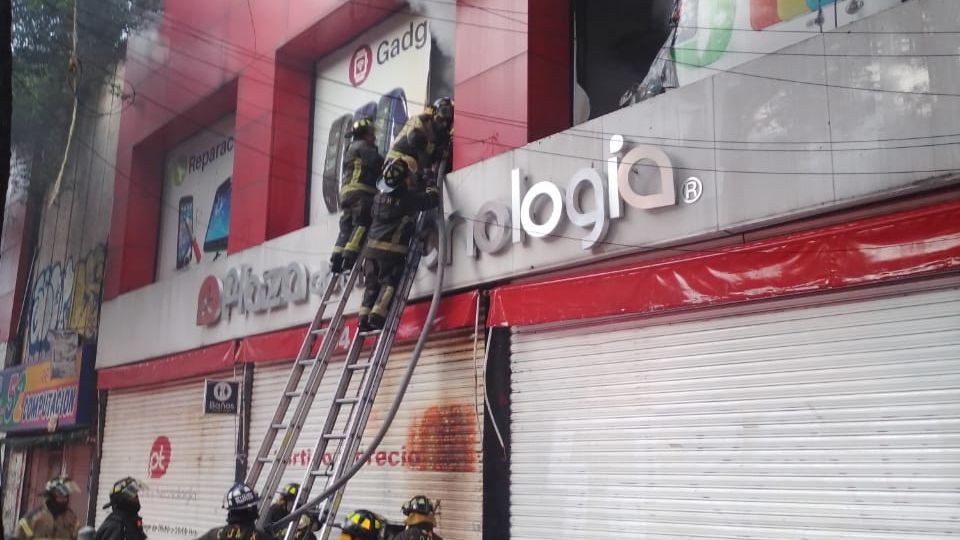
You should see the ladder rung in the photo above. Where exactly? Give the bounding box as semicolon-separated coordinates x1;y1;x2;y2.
323;433;347;440
284;391;301;398
311;469;332;477
298;359;313;366
348;362;370;371
257;457;272;463
271;423;288;430
335;397;359;405
357;328;382;337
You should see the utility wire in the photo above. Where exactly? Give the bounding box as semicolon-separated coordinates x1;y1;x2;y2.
60;0;960;145
40;24;960;259
47;0;80;208
25;0;960;260
85;32;960;156
65;123;960;262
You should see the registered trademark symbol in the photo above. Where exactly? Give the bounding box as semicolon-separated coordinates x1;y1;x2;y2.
682;177;703;204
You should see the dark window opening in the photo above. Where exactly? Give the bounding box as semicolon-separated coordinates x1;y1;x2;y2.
573;0;676;123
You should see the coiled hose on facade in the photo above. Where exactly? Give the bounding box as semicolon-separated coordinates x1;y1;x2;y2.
272;159;450;532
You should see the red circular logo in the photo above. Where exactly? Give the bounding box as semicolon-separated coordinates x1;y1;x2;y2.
148;436;172;479
349;45;374;87
196;275;223;326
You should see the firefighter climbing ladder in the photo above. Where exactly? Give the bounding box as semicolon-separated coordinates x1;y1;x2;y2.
246;213;435;540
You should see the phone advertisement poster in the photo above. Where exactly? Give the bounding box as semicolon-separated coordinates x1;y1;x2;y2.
309;12;432;224
159;114;235;279
672;0;904;87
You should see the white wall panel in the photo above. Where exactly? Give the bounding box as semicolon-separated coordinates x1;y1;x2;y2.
96;372;239;540
511;287;960;539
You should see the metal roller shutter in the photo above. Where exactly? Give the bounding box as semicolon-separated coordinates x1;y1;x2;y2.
510;287;960;540
96;371;240;540
249;334;484;539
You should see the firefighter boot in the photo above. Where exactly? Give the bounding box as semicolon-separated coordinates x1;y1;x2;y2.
330;253;344;274
367;285;395;332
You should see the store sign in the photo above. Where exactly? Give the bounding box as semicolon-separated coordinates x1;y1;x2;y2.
197;135;699;325
159;115;235;280
203;379;240;415
196;262;335;326
0;348;92;433
148;436;172;478
349;20;429;87
445;136;702;259
311;13;432;223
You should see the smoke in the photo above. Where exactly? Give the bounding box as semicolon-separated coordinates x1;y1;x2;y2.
126;12;169;71
405;0;456;58
404;0;456;98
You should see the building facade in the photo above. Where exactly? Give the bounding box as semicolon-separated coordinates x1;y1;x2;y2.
76;0;960;539
1;69;124;534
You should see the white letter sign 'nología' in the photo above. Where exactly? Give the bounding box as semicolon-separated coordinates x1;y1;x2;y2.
520;180;565;239
617;144;676;210
505;135;692;251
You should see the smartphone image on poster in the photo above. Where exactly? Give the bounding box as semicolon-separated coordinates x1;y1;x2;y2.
356;101;378;123
204;177;231;253
177;196;194;269
375;88;408;157
322;114;353;213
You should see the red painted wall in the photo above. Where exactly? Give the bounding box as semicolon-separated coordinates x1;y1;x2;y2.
105;0;572;300
453;0;570;169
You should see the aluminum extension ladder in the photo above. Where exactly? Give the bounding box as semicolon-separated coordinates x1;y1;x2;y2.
246;214;434;540
245;257;361;514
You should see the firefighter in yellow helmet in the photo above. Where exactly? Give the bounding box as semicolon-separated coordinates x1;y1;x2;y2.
337;509;384;540
330;118;384;274
16;476;80;540
95;477;147;540
264;483;300;539
393;496;441;540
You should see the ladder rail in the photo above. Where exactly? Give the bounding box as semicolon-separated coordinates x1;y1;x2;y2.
267;331;369;538
251;266;361;517
311;226;427;540
294;331;368;496
278;170;446;540
245;275;338;487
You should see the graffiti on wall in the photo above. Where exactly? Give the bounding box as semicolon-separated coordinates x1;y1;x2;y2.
26;244;106;363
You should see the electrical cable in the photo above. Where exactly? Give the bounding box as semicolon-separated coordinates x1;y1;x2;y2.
47;0;80;207
47;0;960;162
482;328;507;458
73;37;960;167
63;124;960;261
21;1;960;261
471;293;483;444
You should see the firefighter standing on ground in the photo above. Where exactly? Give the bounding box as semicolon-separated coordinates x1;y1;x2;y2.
95;477;147;540
356;99;453;333
197;483;269;540
264;483;299;533
263;484;321;540
393;496;442;540
330;118;384;274
16;476;80;540
336;510;384;540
